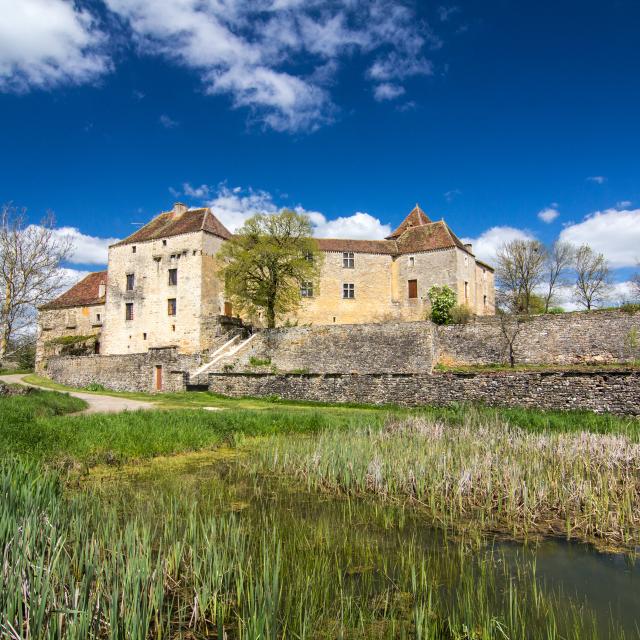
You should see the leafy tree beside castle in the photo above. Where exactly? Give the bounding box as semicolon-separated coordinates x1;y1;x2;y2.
217;210;321;328
428;285;457;325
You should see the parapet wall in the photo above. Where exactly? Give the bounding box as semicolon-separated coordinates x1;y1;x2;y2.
435;310;640;366
46;347;199;393
231;322;434;373
209;370;640;415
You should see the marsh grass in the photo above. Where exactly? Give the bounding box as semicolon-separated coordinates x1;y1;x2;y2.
0;457;622;639
250;412;640;552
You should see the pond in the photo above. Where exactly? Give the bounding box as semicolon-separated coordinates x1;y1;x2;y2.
86;449;640;639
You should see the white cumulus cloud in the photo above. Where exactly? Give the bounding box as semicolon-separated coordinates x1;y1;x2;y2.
373;83;406;101
537;205;560;224
305;210;391;240
104;0;438;132
0;0;110;92
52;227;119;265
559;208;640;268
461;226;537;267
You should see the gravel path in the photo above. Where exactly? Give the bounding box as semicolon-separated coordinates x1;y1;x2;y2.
0;374;155;414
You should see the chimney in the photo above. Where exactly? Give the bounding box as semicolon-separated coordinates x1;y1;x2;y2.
172;202;188;217
464;243;473;253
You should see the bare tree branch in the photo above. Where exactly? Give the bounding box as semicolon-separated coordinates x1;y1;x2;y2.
543;241;575;312
0;204;72;357
573;244;611;310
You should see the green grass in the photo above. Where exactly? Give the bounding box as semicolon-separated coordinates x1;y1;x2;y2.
0;368;34;374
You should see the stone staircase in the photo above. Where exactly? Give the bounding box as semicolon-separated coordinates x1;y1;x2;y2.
188;333;258;386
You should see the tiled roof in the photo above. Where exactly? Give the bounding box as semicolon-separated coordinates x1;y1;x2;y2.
386;204;431;239
395;220;469;254
112;207;232;247
315;238;398;254
40;271;107;310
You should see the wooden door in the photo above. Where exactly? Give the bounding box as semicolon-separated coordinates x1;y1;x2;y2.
408;279;418;299
224;301;233;316
155;365;163;391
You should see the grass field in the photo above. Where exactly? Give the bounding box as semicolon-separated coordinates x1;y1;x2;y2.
2;388;640;637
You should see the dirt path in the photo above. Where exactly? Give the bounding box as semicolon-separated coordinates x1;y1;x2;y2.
0;374;155;414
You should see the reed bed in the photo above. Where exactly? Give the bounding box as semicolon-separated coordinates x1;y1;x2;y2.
250;411;640;551
0;456;621;639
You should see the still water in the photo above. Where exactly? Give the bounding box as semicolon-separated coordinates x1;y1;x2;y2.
89;450;640;639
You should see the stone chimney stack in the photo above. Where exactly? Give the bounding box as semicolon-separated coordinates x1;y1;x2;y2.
172;202;188;217
464;243;473;253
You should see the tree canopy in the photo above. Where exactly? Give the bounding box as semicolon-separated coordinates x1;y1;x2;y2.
216;210;321;328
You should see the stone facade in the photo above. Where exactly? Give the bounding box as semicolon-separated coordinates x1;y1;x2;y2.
46;347;199;393
434;310;640;366
208;370;640;415
37;303;105;370
102;229;228;356
37;202;495;371
230;322;434;373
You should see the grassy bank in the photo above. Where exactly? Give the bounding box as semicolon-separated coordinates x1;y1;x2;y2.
0;456;619;639
250;411;640;552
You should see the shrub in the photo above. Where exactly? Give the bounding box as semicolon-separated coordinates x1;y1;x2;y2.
428;285;457;325
547;306;565;314
249;356;272;367
84;383;106;392
449;304;472;325
620;302;640;314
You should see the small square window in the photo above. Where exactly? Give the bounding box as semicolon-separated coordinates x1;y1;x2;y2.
301;282;313;297
172;324;176;332
132;246;136;253
143;332;147;340
168;268;178;286
343;252;354;268
126;273;135;291
409;256;415;267
163;239;167;246
125;303;134;321
167;298;177;316
305;252;314;262
342;283;355;299
96;313;101;322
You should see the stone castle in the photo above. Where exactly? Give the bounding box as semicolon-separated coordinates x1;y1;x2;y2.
37;202;494;366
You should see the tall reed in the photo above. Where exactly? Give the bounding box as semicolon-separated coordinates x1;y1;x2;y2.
0;456;622;639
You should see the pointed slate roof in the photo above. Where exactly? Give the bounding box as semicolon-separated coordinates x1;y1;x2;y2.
385;204;431;239
40;271;107;310
112;206;232;247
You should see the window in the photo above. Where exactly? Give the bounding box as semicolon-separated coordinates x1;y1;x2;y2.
167;298;177;316
483;295;487;308
342;283;355;299
304;252;314;262
408;279;418;299
409;256;415;267
464;281;469;302
126;273;135;291
300;282;313;297
132;246;136;253
96;313;101;322
162;239;167;246
168;268;178;286
343;252;354;268
125;303;134;321
143;332;147;340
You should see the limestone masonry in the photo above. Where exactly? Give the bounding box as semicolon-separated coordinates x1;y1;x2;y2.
37;201;494;379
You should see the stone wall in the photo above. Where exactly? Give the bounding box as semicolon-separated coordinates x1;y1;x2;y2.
229;322;434;373
46;347;199;393
209;370;640;415
435;310;640;366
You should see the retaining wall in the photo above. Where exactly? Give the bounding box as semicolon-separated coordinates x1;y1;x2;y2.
45;347;198;393
231;321;434;373
435;310;640;366
209;370;640;415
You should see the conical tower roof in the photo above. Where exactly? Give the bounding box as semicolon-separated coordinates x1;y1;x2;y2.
386;204;432;239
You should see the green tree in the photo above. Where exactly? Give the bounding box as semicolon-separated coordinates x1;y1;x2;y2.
217;210;321;328
428;285;457;325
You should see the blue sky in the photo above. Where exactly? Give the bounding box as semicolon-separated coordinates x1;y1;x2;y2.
1;0;639;300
